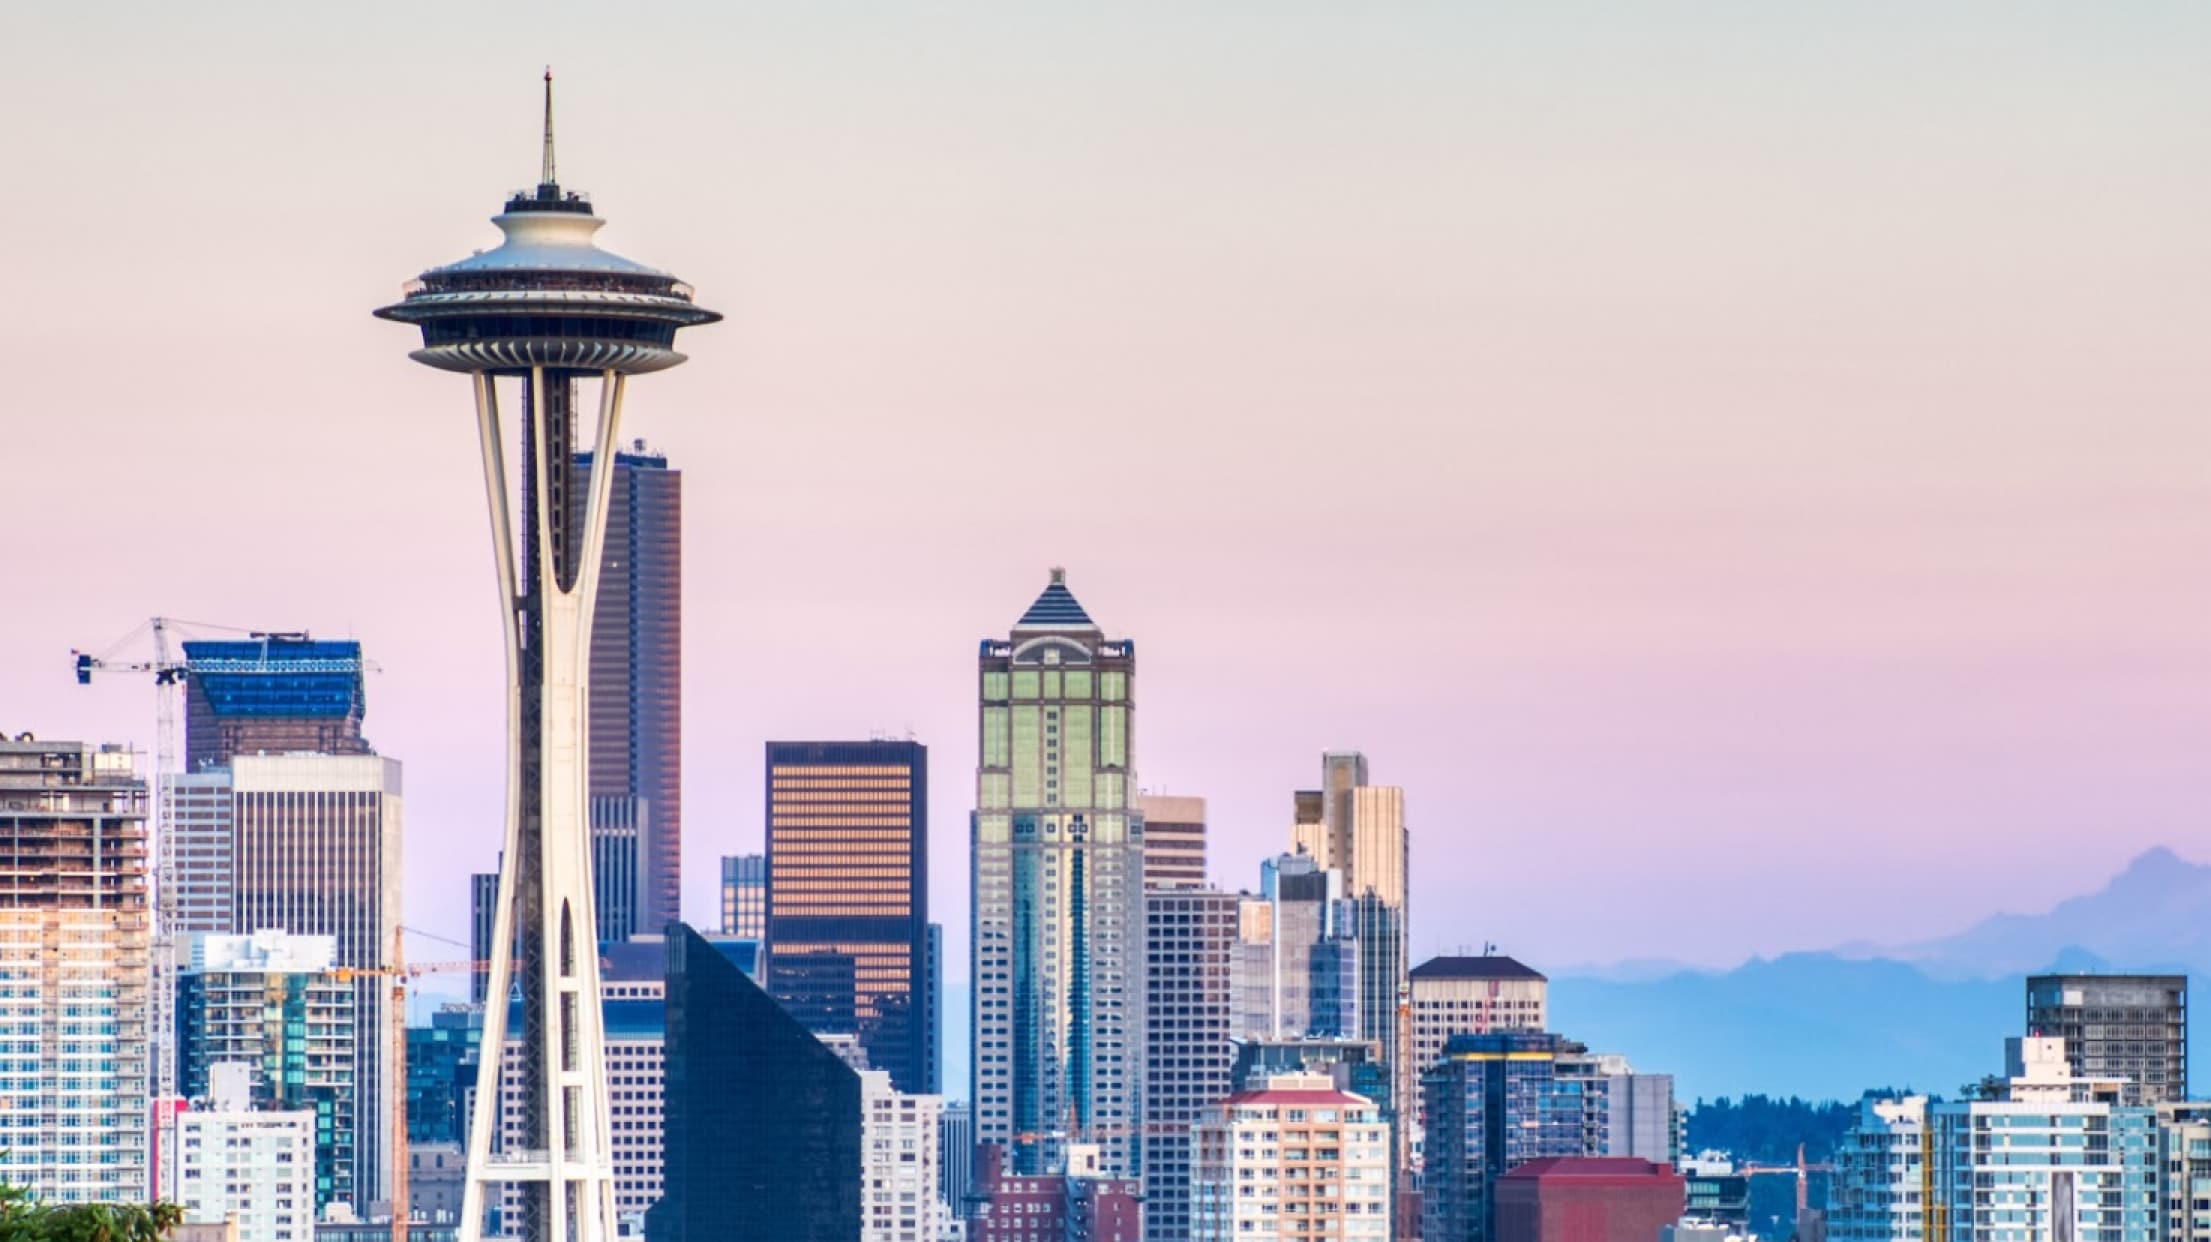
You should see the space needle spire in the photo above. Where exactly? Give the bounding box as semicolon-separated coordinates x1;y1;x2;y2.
541;68;557;187
374;81;719;1242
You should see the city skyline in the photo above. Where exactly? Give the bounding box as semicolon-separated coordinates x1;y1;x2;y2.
8;4;2211;990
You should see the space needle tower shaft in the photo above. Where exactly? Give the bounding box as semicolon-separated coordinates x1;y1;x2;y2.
375;76;719;1242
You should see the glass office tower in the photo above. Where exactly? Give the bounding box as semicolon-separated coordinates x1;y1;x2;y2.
765;740;930;1094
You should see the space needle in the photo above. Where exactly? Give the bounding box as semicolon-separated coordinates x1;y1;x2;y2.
375;75;718;1242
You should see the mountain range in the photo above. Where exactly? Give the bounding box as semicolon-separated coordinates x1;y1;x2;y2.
1551;847;2211;1104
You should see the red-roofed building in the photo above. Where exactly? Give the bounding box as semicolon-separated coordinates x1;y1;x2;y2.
1495;1158;1685;1242
1192;1073;1392;1242
973;1144;1141;1242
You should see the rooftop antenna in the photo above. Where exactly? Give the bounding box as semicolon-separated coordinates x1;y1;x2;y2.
541;67;557;187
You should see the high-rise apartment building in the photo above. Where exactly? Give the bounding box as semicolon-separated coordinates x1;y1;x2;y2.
1191;1072;1394;1242
228;751;402;1205
1142;888;1241;1242
2157;1102;2211;1242
1827;1095;1928;1242
1928;1038;2156;1242
2025;974;2187;1106
174;1064;317;1242
1289;754;1409;1165
721;853;765;939
573;442;683;937
765;739;930;1095
1137;794;1206;891
972;570;1145;1177
651;924;863;1242
177;931;356;1213
1422;1033;1601;1242
0;739;151;1204
862;1069;946;1242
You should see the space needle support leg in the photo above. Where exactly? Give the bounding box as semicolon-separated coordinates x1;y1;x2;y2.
462;370;523;1242
566;368;624;1242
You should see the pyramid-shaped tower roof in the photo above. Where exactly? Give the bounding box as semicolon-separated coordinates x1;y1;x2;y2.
1013;568;1098;632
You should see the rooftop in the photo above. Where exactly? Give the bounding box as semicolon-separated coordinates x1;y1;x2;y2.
1503;1157;1682;1183
1412;954;1546;983
184;637;366;721
1013;567;1097;631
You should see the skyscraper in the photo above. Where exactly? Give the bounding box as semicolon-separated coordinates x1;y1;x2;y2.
1423;1033;1601;1242
765;739;930;1094
0;739;150;1205
1136;794;1206;891
228;751;402;1205
651;924;862;1242
1290;754;1409;1166
720;853;765;939
177;931;358;1214
972;569;1145;1177
173;1066;317;1242
376;73;720;1242
2024;974;2187;1105
1235;851;1359;1042
572;442;683;938
1192;1073;1394;1242
1141;887;1240;1242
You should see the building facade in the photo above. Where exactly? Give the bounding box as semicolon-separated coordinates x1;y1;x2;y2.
1423;1033;1600;1242
1289;755;1408;1164
175;1066;316;1242
1136;794;1206;891
573;443;684;937
2026;975;2187;1106
1142;888;1241;1242
651;924;862;1242
1927;1038;2156;1242
1827;1096;1929;1242
765;739;930;1094
1190;1073;1393;1242
720;854;765;939
405;1004;481;1150
0;739;151;1203
178;931;356;1213
972;571;1144;1177
2158;1102;2211;1242
862;1068;946;1242
1410;957;1549;1080
1236;853;1359;1043
1494;1158;1685;1242
498;997;665;1233
972;1145;1142;1242
228;751;402;1204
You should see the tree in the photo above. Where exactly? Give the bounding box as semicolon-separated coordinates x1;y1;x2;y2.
0;1169;183;1242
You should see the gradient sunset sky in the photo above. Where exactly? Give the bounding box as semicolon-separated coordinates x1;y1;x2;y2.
3;3;2207;977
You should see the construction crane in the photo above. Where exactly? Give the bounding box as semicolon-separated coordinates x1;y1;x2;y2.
70;616;259;1099
329;927;492;1242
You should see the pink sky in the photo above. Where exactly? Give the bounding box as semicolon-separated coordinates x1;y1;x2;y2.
3;4;2207;977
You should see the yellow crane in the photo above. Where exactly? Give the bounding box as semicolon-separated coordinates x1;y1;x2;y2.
328;928;490;1242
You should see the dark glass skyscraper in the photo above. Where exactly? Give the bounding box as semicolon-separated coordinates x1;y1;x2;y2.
650;923;861;1242
572;443;682;937
764;739;930;1093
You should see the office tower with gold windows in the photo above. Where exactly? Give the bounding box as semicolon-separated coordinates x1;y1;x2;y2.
972;569;1144;1178
764;740;931;1094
